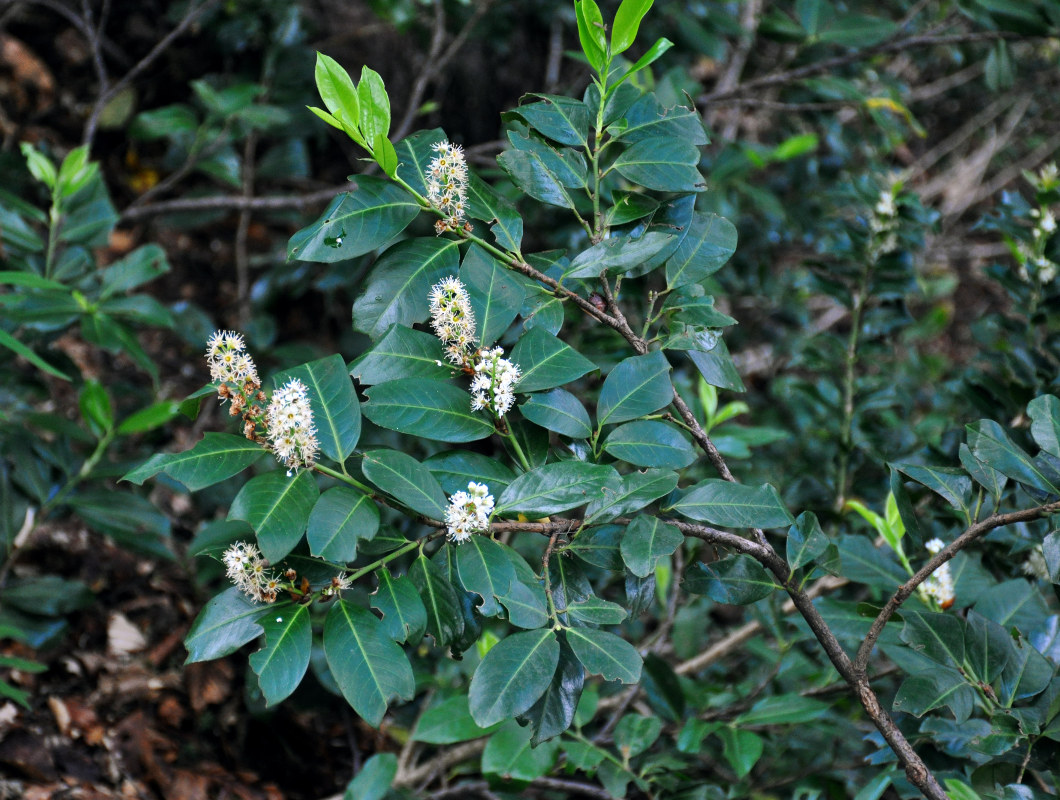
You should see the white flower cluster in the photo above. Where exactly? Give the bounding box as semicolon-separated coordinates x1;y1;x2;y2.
444;481;494;544
206;330;259;387
223;541;282;603
265;378;319;471
1021;544;1050;581
471;346;521;417
920;538;955;610
867;185;900;260
1015;162;1058;284
426;141;470;234
429;275;477;365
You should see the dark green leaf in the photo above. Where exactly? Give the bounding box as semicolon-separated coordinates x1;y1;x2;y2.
372;568;427;643
892;667;974;723
565;232;677;280
122;432;263;490
413;694;499;743
506;127;588;189
519;636;584;745
409;554;465;647
670;479;793;528
717;726;763;779
641;653;685;721
497;462;621;516
520;389;592;438
603;419;695;468
467;172;523;252
185;587;267;663
249;603;311;706
461;245;526;346
566;596;628;625
958;444;1007;501
424;451;516;496
973;579;1049;631
306;486;379;562
900;610;965;668
469;628;560;727
621;516;683;578
665;213;738;289
456;536;516;617
584;468;678;523
567;525;625;571
734;695;830;726
893;463;972;515
688;340;746;392
996;633;1053;705
362;378;495;442
509;326;598;392
482;719;559;780
394;128;444;196
349;324;451;385
228;470;319;562
323;600;414;727
361;449;447;519
351;238;461;338
612;137;705;192
498;147;578;209
0;328;71;381
566;627;642;684
964;610;1012;684
287;177;418;262
278;355;360;463
683;555;776;604
615;713;663;757
513;95;590;147
967;419;1059;495
342;753;396;800
1028;394;1060;458
607;94;708;145
498;576;550;630
786;511;829;571
835;535;906;590
597;350;672;427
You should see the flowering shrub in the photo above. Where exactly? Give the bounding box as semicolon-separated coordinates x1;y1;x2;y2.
124;2;1060;798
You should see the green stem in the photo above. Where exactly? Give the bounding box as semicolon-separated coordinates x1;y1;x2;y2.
834;259;874;511
344;537;426;583
43;202;61;280
313;462;375;496
503;426;533;473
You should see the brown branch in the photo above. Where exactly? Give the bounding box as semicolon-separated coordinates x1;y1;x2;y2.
854;500;1060;672
118;186;349;222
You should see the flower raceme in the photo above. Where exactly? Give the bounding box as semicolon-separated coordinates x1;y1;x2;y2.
920;538;955;610
223;541;282;603
265;378;319;471
426;141;470;234
444;481;494;544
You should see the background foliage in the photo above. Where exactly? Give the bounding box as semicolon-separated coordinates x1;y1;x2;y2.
1;0;1060;799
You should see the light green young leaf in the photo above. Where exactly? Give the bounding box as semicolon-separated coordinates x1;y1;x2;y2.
611;0;654;55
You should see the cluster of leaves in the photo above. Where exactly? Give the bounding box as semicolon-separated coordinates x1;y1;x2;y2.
117;1;1060;798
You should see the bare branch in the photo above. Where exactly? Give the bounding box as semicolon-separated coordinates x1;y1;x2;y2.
119;186;349;222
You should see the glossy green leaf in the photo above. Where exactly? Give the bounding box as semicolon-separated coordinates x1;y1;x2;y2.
967;419;1059;495
349;324;451;385
356;65;390;147
520;389;592;438
1028;394;1060;458
306;486;379;562
688;340;746;392
249;603;311;706
566;627;642;684
228;470;319;562
611;0;653;54
892;666;974;723
893;463;972;514
574;0;606;70
413;694;499;744
567;525;625;571
607;94;708;145
424;451;516;496
314;52;359;125
409;554;465;647
670;479;793;529
323;600;414;727
184;587;267;663
361;449;447;519
351;238;461;338
469;628;560;727
973;579;1049;631
498;576;550;630
566;596;628;625
393;128;444;195
612;137;705;193
621;516;683;578
509;326;598;392
900;610;965;668
287;177;419;263
717;726;763;779
835;535;906;590
461;245;526;346
964;611;1012;684
683;555;776;604
584;468;678;523
497;147;578;209
665;213;738;289
122;432;263;490
467;172;523;252
506;127;588;189
603;419;695;468
497;462;621;516
362;378;495;443
343;753;396;800
565;231;677;280
482;719;560;781
958;444;1007;501
513;95;589;147
519;636;584;745
116;400;181;435
282;354;360;463
456;536;516;617
597;350;672;427
0;328;71;381
996;632;1053;705
786;511;829;571
734;695;829;726
372;568;427;643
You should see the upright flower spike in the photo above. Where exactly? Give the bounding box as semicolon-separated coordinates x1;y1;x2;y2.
206;329;260;389
426;141;470;234
265;378;319;471
920;538;955;610
429;275;478;366
444;481;494;544
471;346;521;417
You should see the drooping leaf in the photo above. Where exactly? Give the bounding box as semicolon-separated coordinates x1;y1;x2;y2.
520;389;593;439
184;587;268;663
509;326;598;393
249;603;311;706
670;479;793;529
566;627;642;684
892;667;975;723
683;555;776;604
468;628;560;727
306;486;379;563
900;610;966;668
351;238;461;338
408;553;465;647
228;470;319;562
597;350;672;427
567;525;625;571
603;419;695;468
122;432;263;490
518;636;584;745
323;600;415;727
893;463;973;515
362;378;495;442
361;449;447;519
1028;394;1060;458
287;177;419;262
372;568;428;643
621;516;683;578
497;462;621;516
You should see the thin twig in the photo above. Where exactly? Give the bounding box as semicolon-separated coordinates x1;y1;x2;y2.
119;185;349;222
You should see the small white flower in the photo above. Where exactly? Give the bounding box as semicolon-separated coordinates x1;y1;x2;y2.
206;329;259;387
470;346;521;417
265;378;319;470
429;276;477;364
444;481;494;544
920;538;955;609
223;541;280;603
426;141;470;233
